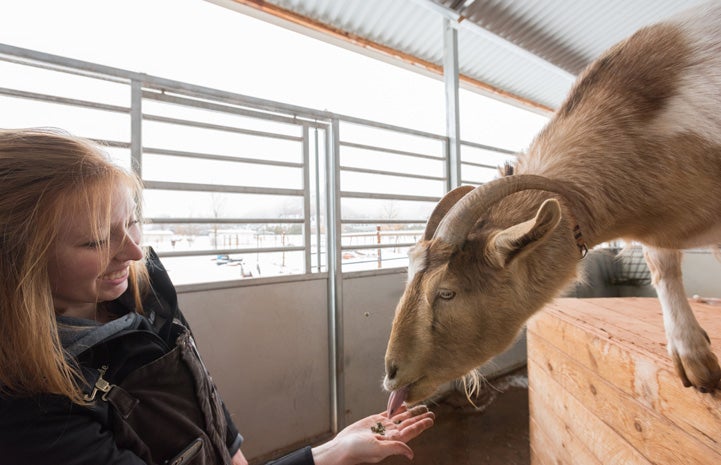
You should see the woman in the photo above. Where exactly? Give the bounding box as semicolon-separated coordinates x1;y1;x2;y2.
0;128;434;465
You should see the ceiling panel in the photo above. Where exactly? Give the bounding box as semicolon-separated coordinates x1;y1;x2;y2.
214;0;709;111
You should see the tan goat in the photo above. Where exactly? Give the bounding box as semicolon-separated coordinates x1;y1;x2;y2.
384;3;721;414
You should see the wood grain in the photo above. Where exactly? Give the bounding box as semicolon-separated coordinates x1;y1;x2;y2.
528;298;721;465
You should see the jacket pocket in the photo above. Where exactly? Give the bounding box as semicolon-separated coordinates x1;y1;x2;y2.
165;437;204;465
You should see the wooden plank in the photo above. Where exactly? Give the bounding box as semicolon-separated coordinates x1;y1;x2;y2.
600;297;721;351
573;298;668;346
551;297;721;349
529;299;721;450
528;357;651;465
529;417;561;465
528;329;721;464
542;299;668;356
529;383;604;465
529;417;551;465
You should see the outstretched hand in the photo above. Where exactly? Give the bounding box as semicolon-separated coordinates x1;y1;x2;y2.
312;405;435;465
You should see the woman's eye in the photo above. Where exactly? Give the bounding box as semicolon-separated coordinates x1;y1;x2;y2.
83;239;107;248
438;289;456;300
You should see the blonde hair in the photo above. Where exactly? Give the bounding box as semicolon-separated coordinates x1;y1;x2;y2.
0;128;148;403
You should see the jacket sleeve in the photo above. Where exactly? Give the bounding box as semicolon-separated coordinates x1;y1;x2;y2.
143;247;244;455
265;446;315;465
0;394;147;465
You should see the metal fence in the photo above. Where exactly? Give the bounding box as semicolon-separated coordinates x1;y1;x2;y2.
0;43;517;286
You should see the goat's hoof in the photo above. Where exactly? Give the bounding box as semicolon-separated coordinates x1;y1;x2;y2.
671;349;721;393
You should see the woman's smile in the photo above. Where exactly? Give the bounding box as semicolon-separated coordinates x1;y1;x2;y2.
99;267;129;283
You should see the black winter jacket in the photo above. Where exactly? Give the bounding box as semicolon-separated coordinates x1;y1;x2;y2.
0;250;314;465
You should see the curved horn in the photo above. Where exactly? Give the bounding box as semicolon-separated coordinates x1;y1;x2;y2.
423;185;475;240
433;174;577;246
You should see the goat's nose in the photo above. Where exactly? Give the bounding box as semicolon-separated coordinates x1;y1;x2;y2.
386;362;398;380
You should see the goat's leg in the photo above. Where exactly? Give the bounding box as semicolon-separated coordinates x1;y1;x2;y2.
643;246;721;392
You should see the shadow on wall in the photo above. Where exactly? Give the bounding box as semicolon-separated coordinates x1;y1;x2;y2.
566;246;657;298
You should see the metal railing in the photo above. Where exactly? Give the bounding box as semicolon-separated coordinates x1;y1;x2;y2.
0;43;518;284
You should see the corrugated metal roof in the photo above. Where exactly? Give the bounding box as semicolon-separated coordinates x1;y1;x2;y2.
215;0;709;111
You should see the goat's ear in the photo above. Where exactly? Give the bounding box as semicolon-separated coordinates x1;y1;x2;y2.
487;199;562;268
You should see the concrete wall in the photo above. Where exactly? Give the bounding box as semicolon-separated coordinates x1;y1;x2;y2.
179;277;330;460
682;250;721;297
341;271;410;424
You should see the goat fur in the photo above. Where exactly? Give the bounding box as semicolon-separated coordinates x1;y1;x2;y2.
384;2;721;407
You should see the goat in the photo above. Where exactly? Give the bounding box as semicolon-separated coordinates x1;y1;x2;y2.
384;3;721;414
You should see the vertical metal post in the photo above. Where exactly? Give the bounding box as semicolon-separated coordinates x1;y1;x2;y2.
326;117;344;433
377;225;382;269
302;125;312;274
443;18;461;190
314;126;323;273
130;79;143;177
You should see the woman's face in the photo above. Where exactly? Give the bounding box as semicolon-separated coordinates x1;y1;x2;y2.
48;184;143;318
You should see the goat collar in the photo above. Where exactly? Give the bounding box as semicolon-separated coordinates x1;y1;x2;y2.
572;224;589;258
560;200;588;259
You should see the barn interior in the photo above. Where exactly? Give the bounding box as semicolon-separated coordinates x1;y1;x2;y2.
2;1;720;464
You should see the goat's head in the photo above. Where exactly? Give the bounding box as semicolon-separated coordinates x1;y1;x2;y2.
384;175;579;412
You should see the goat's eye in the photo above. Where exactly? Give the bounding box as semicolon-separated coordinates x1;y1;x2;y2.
438;289;456;300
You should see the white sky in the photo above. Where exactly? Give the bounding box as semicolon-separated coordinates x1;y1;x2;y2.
0;0;549;151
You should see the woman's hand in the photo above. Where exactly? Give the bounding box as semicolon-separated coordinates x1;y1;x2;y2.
312;405;435;465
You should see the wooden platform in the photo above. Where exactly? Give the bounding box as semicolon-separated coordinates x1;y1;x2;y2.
527;298;721;465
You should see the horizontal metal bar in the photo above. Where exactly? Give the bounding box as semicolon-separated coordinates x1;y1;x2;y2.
155;245;305;258
143;113;302;142
341;257;408;267
341;191;440;202
461;159;500;170
459;180;482;187
0;55;130;85
143;90;328;128
143;146;303;169
460;139;517;155
146;217;305;224
340;140;443;161
143;181;303;196
0;87;129;113
143;84;332;125
341;219;427;225
93;139;131;149
175;271;329;293
340;165;445;182
337;114;447;141
341;267;405;280
0;44;335;123
0;44;142;82
341;242;416;251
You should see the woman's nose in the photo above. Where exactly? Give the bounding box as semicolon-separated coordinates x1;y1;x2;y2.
116;229;144;262
123;236;144;261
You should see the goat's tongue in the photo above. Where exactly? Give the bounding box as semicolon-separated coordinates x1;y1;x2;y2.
387;386;409;417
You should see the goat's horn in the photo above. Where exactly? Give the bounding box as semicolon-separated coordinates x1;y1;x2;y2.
423;185;475;240
433;174;576;246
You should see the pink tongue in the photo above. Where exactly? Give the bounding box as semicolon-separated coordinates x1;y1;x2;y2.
387;386;408;417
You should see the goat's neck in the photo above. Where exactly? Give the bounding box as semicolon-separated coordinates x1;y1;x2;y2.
496;191;583;319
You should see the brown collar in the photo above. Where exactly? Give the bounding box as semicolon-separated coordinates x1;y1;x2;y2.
572;224;588;258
